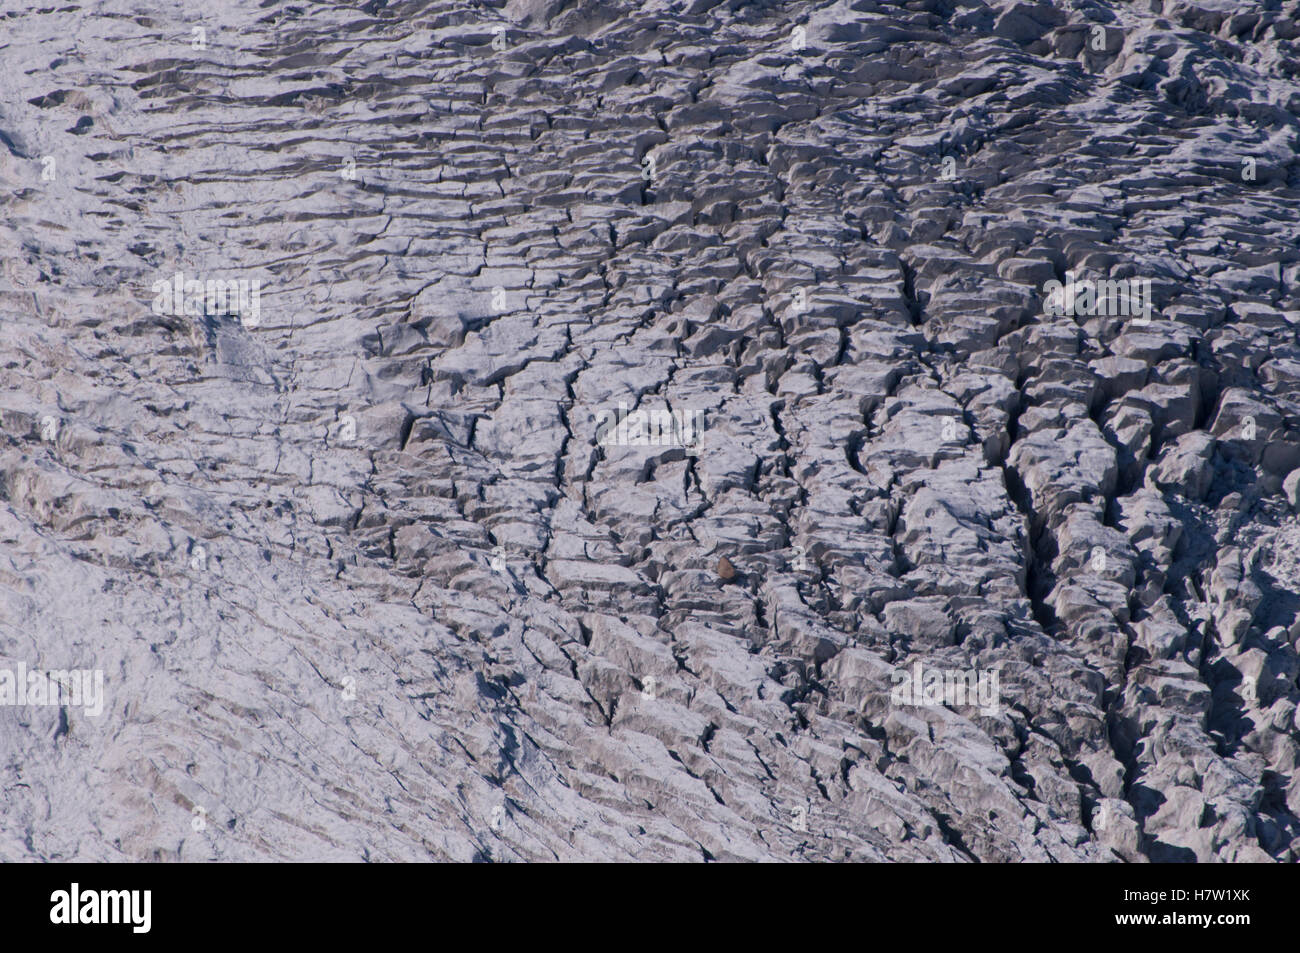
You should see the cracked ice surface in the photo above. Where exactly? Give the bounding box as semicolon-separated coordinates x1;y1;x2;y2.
1;0;1300;861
